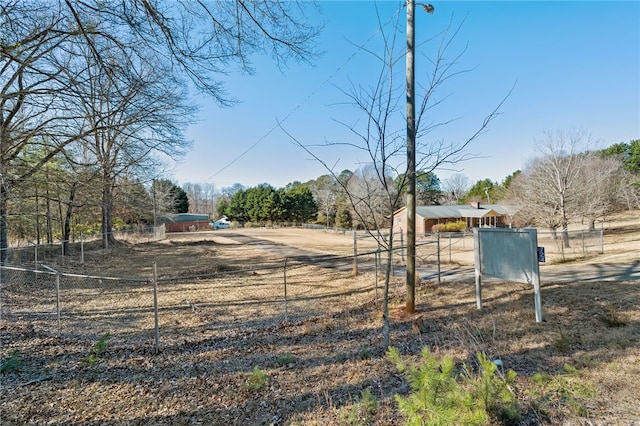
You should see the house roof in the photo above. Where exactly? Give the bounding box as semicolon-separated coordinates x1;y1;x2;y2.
402;204;519;220
159;213;210;223
415;205;462;219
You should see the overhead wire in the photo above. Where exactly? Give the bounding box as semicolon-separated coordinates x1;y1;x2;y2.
201;4;404;184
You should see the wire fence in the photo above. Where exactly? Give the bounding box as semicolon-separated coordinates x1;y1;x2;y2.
1;226;165;269
0;249;398;353
0;225;609;352
409;228;605;266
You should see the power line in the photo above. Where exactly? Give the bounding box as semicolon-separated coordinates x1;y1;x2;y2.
202;5;403;185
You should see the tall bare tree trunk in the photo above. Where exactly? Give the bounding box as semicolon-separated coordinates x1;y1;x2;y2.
102;173;116;248
561;200;571;248
0;189;7;267
45;186;53;244
62;183;77;255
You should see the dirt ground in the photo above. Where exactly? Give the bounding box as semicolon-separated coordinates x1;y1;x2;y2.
1;210;639;425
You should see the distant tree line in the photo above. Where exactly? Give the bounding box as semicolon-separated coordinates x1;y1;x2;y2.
216;182;317;225
4;132;637;244
3;126;640;244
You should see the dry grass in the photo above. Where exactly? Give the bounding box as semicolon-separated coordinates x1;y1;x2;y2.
1;211;639;425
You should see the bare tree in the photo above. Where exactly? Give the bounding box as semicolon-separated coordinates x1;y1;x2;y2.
577;155;626;229
1;2;95;262
441;172;469;204
183;182;218;215
309;174;338;227
282;5;508;348
65;37;194;247
347;164;399;231
1;0;319;261
616;172;640;211
510;129;596;246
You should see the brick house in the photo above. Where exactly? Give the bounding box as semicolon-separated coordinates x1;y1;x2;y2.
392;203;519;235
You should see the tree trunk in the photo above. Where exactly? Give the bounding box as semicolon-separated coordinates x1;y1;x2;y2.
62;183;77;256
382;244;393;350
381;221;396;350
102;173;117;248
0;188;8;267
45;187;53;244
57;194;64;253
35;186;41;245
560;198;571;248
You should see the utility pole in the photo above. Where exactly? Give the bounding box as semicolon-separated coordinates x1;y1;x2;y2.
152;178;157;228
406;1;434;314
406;0;417;314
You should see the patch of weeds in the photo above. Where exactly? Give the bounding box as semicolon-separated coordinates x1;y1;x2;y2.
336;352;349;363
275;353;297;366
573;353;598;369
552;331;572;354
388;347;520;425
85;333;110;366
244;366;268;392
529;364;596;418
338;388;379;426
1;350;24;373
358;344;373;360
598;303;627;327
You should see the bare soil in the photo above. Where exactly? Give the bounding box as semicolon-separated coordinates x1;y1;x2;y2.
1;210;639;425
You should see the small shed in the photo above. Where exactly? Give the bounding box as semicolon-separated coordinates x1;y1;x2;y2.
160;213;210;232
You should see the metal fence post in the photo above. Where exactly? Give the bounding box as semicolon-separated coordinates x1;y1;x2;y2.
283;258;288;322
374;248;379;303
352;231;358;276
56;273;61;336
437;231;441;285
153;262;159;354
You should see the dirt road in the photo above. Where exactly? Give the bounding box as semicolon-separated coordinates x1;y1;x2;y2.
220;231;640;284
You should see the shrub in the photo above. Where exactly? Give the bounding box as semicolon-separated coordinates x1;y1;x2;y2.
388;347;520;425
432;221;467;233
85;333;110;366
1;350;24;373
275;353;297;366
244;366;268;392
358;344;373;360
464;353;520;424
338;388;379;426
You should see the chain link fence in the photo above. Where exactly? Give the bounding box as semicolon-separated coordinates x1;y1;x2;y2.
2;226;165;268
1;251;390;352
0;225;611;352
409;228;605;266
1;266;153;348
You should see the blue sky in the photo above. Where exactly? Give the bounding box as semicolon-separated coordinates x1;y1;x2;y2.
173;1;640;190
